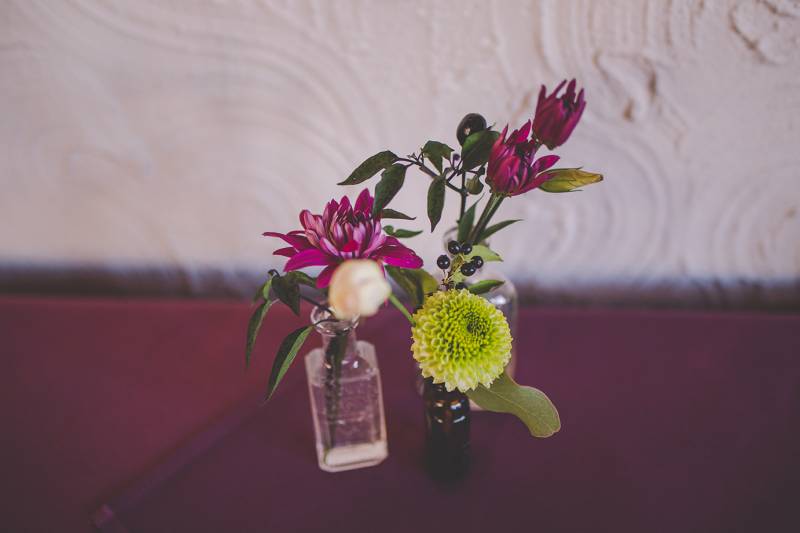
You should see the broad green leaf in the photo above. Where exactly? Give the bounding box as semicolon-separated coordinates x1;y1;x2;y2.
460;130;500;170
265;325;313;401
383;225;423;239
381;209;416;221
421;140;454;173
285;270;316;288
372;164;407;217
467;279;505;295
386;266;439;309
539;168;603;193
467;371;561;438
427;177;446;231
478;219;521;243
466;244;502;262
272;274;300;316
457;200;478;243
245;298;274;368
465;175;484;195
252;277;273;303
338;150;398;185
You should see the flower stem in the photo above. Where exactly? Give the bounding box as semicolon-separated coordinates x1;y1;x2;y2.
468;193;504;245
324;333;347;448
388;293;415;325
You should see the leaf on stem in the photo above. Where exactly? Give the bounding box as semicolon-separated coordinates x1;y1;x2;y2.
386;266;438;309
538;168;603;193
245;297;274;369
465;175;484;195
427;177;446;231
467;279;504;295
383;225;423;239
421;140;454;173
457;200;478;243
372;164;407;217
467;244;502;262
467;371;561;438
338;151;398;185
380;209;416;221
478;219;521;242
272;274;301;316
265;325;313;401
461;130;500;170
252;277;273;303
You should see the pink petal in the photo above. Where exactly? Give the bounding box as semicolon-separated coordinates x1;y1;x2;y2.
273;247;297;257
379;245;424;268
316;264;338;288
285;248;331;271
262;231;311;250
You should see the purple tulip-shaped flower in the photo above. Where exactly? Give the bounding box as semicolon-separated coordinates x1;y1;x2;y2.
486;121;560;197
264;189;423;288
531;79;586;150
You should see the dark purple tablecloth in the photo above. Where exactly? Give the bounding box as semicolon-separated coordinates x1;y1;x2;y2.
2;296;799;532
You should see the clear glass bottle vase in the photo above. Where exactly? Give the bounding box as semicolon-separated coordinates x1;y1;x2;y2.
304;306;388;472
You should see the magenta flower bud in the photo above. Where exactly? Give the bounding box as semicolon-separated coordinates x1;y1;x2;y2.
263;189;423;287
486;121;560;197
532;79;586;150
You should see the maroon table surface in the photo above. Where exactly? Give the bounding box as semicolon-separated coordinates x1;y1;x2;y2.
1;296;799;533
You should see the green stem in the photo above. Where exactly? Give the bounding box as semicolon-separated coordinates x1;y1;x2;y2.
468;193;504;245
388;293;415;325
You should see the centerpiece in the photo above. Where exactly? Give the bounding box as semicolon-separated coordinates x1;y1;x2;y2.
246;79;603;476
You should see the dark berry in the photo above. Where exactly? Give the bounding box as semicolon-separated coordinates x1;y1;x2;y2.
460;243;473;255
460;263;476;277
447;240;461;255
456;113;488;145
437;255;451;269
471;256;484;269
455;282;467;290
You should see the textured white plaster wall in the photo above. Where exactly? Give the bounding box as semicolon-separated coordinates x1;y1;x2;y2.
1;0;798;305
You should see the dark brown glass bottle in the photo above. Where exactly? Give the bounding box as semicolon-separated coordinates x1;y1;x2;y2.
423;378;470;479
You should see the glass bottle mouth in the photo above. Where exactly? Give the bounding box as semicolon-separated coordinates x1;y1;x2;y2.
310;304;359;335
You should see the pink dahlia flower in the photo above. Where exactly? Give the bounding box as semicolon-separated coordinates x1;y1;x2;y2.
264;189;423;288
486;121;560;197
532;79;586;150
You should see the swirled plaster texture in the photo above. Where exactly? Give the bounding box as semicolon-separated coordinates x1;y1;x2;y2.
1;0;798;306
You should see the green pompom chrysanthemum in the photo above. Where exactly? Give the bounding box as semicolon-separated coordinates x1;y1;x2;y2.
411;289;512;392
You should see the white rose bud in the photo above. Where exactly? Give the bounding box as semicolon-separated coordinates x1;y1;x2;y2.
328;260;391;320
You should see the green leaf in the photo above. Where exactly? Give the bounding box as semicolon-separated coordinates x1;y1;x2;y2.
372;164;407;217
426;177;446;232
338;150;398;185
466;244;502;262
272;274;300;316
285;270;316;288
381;209;416;221
460;130;500;170
421;140;454;173
467;371;561;438
539;168;604;193
252;277;273;303
265;325;313;401
383;226;423;239
465;175;484;195
478;219;521;243
245;298;274;368
386;266;439;309
467;279;505;295
457;200;478;243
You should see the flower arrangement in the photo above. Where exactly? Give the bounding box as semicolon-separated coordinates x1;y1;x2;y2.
247;79;602;439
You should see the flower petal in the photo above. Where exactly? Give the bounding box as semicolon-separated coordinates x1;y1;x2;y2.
285;248;331;271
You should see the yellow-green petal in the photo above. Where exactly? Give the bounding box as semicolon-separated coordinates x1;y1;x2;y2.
411;289;512;392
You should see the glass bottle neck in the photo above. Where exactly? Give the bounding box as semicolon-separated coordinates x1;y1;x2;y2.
311;305;360;365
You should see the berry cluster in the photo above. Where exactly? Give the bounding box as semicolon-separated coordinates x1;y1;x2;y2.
437;240;484;289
